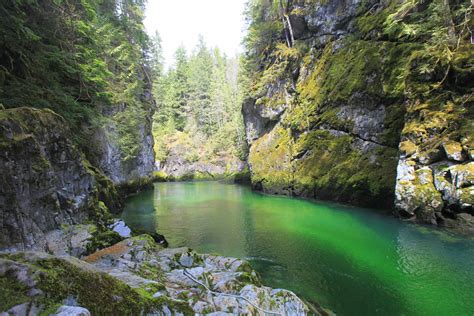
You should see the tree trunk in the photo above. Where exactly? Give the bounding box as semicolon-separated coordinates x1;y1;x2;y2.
279;0;294;47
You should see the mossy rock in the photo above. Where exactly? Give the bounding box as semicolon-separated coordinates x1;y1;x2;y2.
0;253;192;315
152;171;168;182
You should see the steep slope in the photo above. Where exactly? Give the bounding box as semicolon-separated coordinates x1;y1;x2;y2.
0;1;155;248
242;0;473;230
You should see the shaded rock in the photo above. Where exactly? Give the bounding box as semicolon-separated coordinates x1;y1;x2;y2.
0;108;97;249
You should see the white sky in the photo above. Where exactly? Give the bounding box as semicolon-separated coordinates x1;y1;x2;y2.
144;0;247;68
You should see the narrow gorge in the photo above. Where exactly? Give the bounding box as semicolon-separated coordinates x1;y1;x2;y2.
0;0;473;315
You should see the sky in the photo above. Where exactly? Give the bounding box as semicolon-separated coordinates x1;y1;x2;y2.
144;0;248;68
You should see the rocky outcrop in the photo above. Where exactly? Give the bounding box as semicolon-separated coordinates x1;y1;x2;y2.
0;108;100;249
0;96;156;248
243;0;473;228
89;100;155;186
159;132;249;182
162;154;248;182
0;235;311;315
395;120;473;231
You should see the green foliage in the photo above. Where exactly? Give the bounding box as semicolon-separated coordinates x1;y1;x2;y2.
0;273;30;311
151;37;247;169
0;0;153;162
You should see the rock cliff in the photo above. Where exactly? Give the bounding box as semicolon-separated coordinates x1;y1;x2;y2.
89;97;155;186
243;0;473;230
0;0;157;248
0;108;98;248
0;105;155;249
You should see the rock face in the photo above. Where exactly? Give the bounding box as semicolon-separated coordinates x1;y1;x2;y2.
162;150;248;182
0;97;156;248
0;235;311;315
0;108;99;248
243;0;473;229
90;101;155;186
159;131;249;182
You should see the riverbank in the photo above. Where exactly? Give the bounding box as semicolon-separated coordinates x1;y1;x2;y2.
122;181;474;316
0;232;314;315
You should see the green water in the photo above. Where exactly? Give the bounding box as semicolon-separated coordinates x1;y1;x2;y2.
122;182;474;316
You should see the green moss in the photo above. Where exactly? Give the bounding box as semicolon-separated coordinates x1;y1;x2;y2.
399;140;418;156
248;126;293;193
459;187;474;205
81;157;121;214
153;171;168;182
0;254;163;314
223;166;251;184
136;263;165;282
84;227;124;256
0;273;30;311
118;176;153;196
294;130;398;208
236;272;261;288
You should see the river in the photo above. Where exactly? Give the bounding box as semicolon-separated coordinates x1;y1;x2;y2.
122;181;474;316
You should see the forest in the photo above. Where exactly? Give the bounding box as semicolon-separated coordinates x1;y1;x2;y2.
150;35;248;180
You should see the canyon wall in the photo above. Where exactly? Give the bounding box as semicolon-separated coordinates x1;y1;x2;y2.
243;0;473;230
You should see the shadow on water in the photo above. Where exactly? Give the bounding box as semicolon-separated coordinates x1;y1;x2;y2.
122;181;474;316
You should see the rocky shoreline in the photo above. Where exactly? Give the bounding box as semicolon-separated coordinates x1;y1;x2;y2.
1;232;313;315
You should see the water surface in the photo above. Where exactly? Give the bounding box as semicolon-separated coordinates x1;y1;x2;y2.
122;182;474;316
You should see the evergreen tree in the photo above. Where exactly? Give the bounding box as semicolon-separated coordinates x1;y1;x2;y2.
151;36;248;167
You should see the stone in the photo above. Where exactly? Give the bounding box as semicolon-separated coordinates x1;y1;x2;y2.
0;236;312;315
179;252;194;267
54;306;91;316
109;220;132;238
399;140;418;157
443;141;465;162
